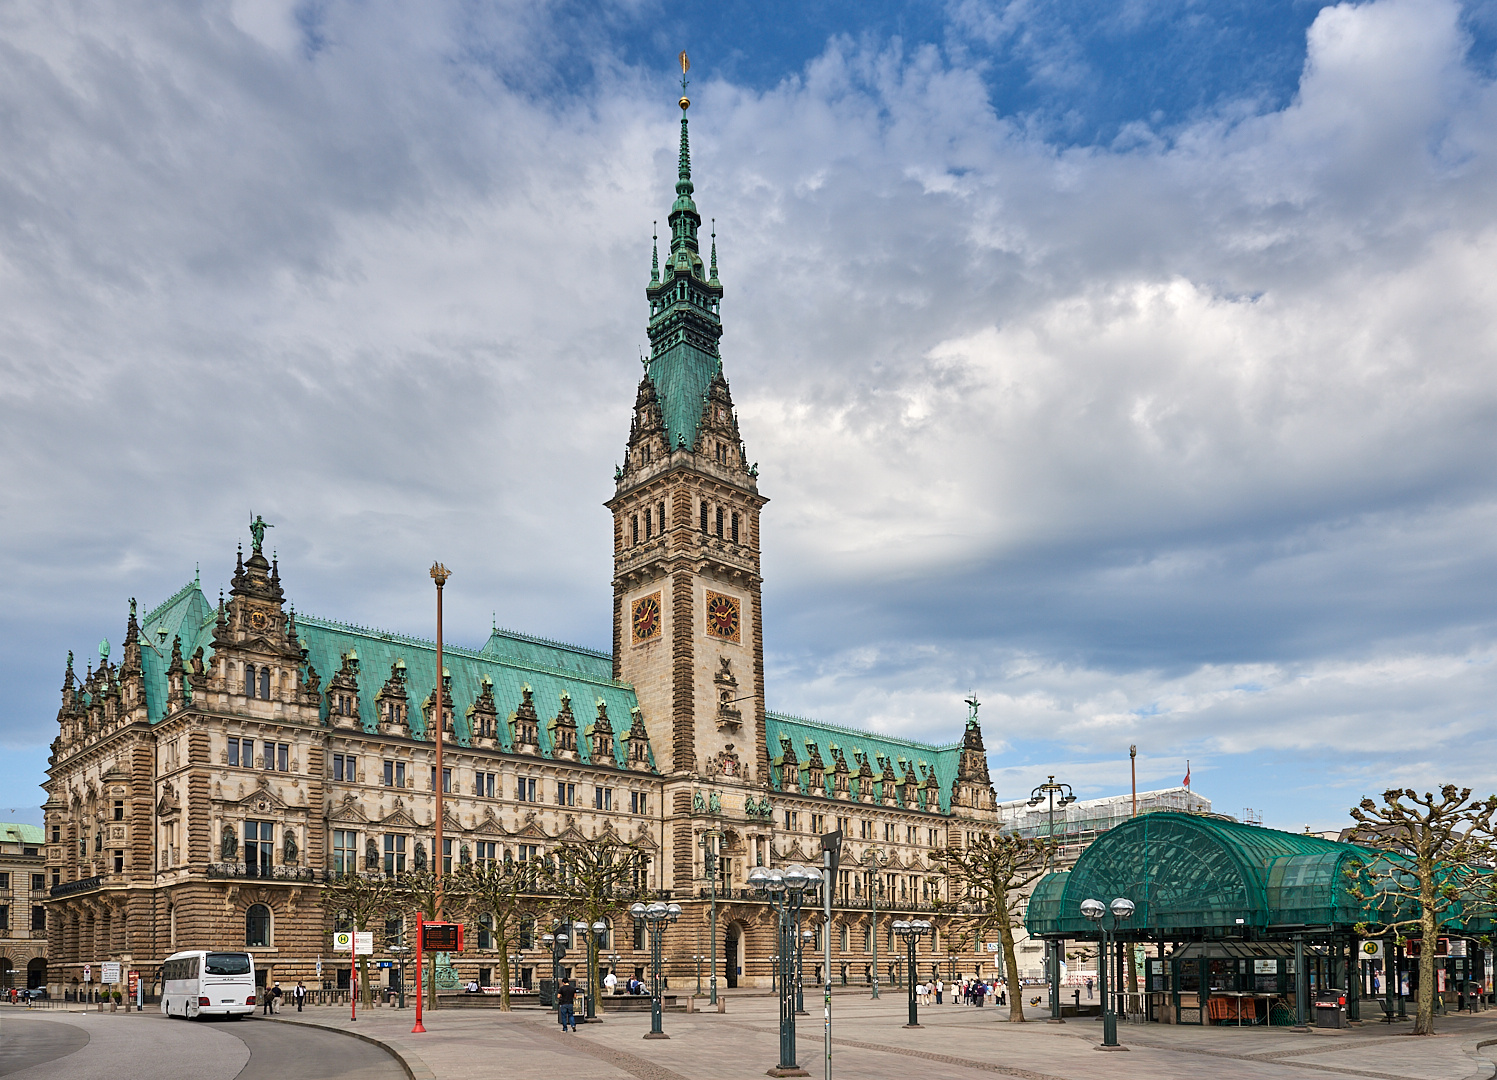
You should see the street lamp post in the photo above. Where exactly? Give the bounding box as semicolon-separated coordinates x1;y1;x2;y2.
1080;897;1135;1050
629;900;681;1039
574;920;608;1022
1026;775;1077;873
750;863;823;1077
893;920;932;1028
540;922;571;1023
701;830;721;1005
863;849;883;999
388;945;411;1009
694;953;704;997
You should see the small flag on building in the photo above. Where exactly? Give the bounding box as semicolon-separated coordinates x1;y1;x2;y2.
1183;760;1191;789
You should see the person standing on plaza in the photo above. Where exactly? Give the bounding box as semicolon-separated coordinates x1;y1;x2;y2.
935;978;943;1005
1085;975;1093;1000
604;969;618;996
557;977;578;1032
293;982;306;1012
271;982;283;1013
261;985;273;1015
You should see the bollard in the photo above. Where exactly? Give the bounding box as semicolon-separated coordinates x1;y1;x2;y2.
716;997;726;1014
686;996;695;1013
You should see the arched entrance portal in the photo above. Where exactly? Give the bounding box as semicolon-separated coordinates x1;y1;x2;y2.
26;959;47;991
725;923;744;989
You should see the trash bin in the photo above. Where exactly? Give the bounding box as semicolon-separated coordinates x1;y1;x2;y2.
1314;990;1346;1028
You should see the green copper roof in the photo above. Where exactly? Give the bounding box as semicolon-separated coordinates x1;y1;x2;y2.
1;823;44;845
129;582;655;772
1024;812;1398;936
764;711;961;814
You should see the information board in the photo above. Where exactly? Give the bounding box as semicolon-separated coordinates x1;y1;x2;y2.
421;922;464;952
101;962;122;984
353;931;374;956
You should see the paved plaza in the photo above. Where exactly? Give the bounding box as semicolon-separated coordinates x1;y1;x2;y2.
260;991;1497;1080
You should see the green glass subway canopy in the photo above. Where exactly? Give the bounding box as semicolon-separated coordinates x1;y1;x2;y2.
1023;811;1463;939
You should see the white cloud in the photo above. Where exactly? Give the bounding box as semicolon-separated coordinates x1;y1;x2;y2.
2;0;1495;828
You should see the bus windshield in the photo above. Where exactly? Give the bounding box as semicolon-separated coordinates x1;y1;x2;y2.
205;953;253;976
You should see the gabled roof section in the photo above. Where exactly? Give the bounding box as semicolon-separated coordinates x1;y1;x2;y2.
297;616;653;771
139;581;217;723
764;712;962;814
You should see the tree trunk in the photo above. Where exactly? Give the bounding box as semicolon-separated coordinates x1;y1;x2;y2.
996;905;1025;1023
1415;904;1438;1035
498;945;511;1012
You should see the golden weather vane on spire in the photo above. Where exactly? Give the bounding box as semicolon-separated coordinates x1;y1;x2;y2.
679;50;690;111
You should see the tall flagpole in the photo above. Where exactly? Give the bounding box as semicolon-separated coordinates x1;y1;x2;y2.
431;563;450;920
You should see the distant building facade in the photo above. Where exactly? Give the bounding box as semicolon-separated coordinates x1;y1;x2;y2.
40;97;1005;998
0;823;47;990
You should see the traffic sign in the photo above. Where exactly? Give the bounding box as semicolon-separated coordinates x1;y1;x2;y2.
1360;940;1384;960
984;943;1001;952
334;931;353;951
83;964;92;983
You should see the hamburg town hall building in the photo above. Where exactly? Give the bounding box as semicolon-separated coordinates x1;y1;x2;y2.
41;93;1002;1000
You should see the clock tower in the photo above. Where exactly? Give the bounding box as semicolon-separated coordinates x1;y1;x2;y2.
606;90;768;788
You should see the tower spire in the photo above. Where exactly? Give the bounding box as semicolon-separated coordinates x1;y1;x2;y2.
650;222;659;284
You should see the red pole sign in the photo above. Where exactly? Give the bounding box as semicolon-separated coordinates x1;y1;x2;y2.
412;912;426;1033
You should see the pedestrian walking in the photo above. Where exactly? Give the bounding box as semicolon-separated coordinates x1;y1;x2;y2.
557;977;578;1032
293;982;307;1012
271;982;283;1014
1085;976;1093;1000
604;970;618;996
261;986;273;1015
935;978;943;1005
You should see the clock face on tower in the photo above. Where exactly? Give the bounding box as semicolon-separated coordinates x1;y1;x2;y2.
631;593;662;643
249;610;268;631
705;591;741;642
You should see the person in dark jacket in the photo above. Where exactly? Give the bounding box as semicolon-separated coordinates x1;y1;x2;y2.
557;978;578;1032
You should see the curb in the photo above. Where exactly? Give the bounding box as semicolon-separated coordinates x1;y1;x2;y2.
262;1014;436;1080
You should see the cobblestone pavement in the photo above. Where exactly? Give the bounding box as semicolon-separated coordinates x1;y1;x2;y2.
263;992;1497;1080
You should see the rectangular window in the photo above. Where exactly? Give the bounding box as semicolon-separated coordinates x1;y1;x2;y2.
517;844;539;862
51;870;59;889
0;907;8;931
333;830;356;874
244;820;273;874
630;791;648;815
477;772;496;798
442;837;453;875
384;834;407;874
431;767;452;793
0;873;7;888
811;813;824;834
633;921;646;950
840;924;849;952
263;741;275;769
384;761;406;788
113;850;124;873
277;743;289;771
784;810;798;831
556;782;575;807
594;787;612;810
31;873;45;892
51;824;60;844
731;512;739;544
332;753;347;781
518;777;536;802
227;737;240;767
113;800;124;821
474;841;498;866
700;501;709;532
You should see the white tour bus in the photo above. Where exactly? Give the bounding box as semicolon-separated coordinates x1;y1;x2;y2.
160;950;257;1019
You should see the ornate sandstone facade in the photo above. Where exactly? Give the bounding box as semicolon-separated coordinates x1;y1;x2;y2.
41;94;1002;999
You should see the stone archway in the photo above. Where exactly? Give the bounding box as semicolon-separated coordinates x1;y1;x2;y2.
0;957;12;990
26;959;46;991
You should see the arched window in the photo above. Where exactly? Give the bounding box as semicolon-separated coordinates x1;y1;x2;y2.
700;501;709;532
245;664;256;696
644;507;652;540
715;506;724;538
631;515;638;546
658;501;666;533
245;903;271;947
259;668;271;700
730;512;739;544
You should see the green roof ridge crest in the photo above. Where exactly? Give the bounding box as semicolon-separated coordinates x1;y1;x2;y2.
766;710;963;754
143;579;204;625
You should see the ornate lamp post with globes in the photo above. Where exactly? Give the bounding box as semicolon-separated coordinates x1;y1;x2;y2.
629;900;680;1039
749;863;823;1077
539;922;570;1016
893;920;932;1028
1080;897;1135;1050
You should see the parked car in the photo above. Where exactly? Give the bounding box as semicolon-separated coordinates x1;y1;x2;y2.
21;988;49;1001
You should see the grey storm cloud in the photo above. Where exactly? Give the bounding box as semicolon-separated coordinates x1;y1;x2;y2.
2;0;1496;828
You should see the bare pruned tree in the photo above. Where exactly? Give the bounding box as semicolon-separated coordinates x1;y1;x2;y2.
936;831;1052;1023
453;857;548;1011
545;838;646;1012
320;872;401;1009
1347;786;1497;1035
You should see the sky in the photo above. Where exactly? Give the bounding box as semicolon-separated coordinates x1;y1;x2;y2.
3;0;1497;831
